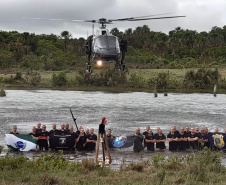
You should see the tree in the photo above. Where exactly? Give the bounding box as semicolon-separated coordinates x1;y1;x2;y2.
61;31;71;53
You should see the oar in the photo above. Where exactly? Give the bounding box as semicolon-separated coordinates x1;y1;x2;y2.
70;109;78;131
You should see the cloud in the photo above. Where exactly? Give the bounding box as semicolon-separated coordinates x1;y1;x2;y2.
0;0;226;38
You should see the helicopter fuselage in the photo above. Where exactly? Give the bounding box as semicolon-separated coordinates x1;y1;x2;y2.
91;34;120;64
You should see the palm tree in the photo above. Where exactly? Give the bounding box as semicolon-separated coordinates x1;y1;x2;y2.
61;31;71;53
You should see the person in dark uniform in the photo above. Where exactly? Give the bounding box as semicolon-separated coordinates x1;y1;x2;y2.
38;125;49;151
198;128;208;150
69;126;77;150
85;128;90;136
167;128;179;151
143;126;150;149
119;35;128;70
195;127;201;138
58;124;68;135
184;127;191;149
29;127;39;139
178;128;188;151
106;129;115;149
145;129;155;151
10;125;19;134
133;128;144;152
187;128;199;150
155;129;166;151
154;127;160;138
49;124;59;136
76;126;83;136
85;36;93;72
86;128;97;151
65;124;70;132
76;128;87;151
36;123;42;134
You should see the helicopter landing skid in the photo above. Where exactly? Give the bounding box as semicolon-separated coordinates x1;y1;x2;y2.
86;63;92;73
115;63;126;71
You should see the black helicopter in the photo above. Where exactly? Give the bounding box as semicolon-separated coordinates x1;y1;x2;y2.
24;14;185;72
74;14;185;72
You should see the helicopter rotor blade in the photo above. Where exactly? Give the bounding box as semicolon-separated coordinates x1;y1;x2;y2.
23;17;96;23
109;13;172;22
127;15;186;21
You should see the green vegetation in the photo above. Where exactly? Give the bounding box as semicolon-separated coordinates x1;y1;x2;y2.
1;25;226;93
0;89;6;96
0;148;225;184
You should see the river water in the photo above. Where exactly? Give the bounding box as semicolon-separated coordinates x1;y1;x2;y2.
1;90;226;168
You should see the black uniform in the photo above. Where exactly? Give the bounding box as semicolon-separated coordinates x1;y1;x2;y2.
76;135;87;151
178;133;187;151
198;134;208;150
184;131;191;149
133;133;144;152
156;134;166;149
106;135;115;149
86;134;97;151
49;129;59;136
145;134;155;151
119;38;128;65
29;132;39;137
143;131;149;148
188;133;199;150
167;133;178;151
85;37;92;63
36;128;42;135
10;132;19;134
38;131;49;151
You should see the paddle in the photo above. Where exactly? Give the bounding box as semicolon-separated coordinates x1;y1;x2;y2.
70;109;78;131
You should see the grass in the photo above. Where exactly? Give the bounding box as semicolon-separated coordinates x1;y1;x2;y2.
0;148;226;185
1;67;226;93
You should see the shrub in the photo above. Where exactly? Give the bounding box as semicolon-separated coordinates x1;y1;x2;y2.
0;89;6;97
25;70;41;87
52;72;68;87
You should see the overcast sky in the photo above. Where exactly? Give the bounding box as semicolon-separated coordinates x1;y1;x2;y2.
0;0;226;38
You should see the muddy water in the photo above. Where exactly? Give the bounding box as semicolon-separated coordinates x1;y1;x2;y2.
1;90;226;168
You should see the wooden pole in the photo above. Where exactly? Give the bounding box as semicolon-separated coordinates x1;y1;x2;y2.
95;133;100;162
104;133;112;164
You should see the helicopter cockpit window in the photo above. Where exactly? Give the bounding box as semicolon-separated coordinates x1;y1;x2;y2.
94;36;119;49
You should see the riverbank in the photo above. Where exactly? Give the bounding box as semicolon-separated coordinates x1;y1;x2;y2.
0;148;225;185
1;68;226;94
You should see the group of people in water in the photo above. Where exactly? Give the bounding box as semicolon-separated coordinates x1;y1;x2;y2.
10;122;226;152
10;121;114;151
134;125;226;152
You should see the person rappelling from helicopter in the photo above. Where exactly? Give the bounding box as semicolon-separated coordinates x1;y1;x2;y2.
85;35;93;72
119;35;128;71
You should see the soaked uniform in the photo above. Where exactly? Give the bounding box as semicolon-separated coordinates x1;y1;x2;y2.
188;133;199;150
106;135;115;149
38;131;49;151
167;133;178;151
198;134;208;150
145;134;155;151
178;133;187;151
76;135;87;151
133;133;144;152
156;134;166;150
86;134;97;151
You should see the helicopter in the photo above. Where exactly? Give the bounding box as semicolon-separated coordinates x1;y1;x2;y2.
24;14;185;72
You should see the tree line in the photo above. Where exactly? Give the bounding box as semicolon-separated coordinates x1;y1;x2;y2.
1;25;226;70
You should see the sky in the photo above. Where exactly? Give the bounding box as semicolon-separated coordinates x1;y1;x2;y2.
0;0;226;38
